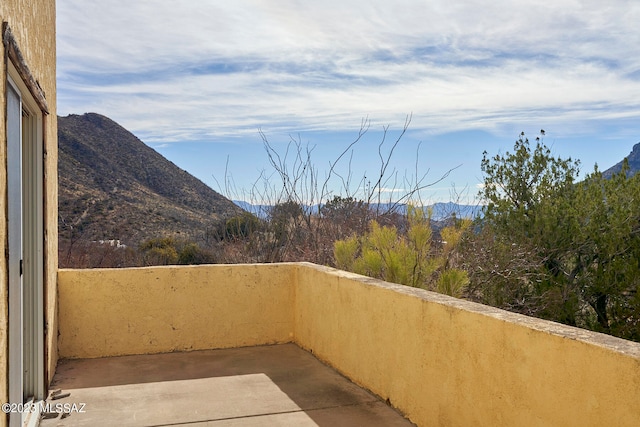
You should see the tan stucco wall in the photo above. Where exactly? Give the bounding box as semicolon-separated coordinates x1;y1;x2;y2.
294;263;640;427
0;2;56;426
59;263;640;426
57;265;296;359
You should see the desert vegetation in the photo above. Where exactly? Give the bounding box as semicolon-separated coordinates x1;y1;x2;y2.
462;134;640;341
60;121;640;342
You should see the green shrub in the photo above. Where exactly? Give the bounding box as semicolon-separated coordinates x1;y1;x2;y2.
139;237;179;265
177;242;214;265
225;212;261;240
334;206;470;296
140;237;215;266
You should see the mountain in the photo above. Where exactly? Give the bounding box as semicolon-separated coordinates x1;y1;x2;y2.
603;142;640;178
429;202;483;220
234;200;483;221
58;113;242;248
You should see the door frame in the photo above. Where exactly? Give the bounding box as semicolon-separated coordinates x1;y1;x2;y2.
7;61;45;427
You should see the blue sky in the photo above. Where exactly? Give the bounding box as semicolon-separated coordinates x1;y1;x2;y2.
56;1;640;203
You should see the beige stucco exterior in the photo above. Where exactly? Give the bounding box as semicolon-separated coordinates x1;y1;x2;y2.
58;264;296;358
295;264;640;427
58;263;640;427
0;2;57;426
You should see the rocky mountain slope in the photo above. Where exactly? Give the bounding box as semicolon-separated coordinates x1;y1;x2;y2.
603;142;640;178
58;113;242;249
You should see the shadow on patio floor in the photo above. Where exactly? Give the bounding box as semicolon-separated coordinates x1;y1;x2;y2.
40;343;415;427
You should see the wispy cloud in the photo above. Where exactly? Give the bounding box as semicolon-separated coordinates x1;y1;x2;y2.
57;1;640;145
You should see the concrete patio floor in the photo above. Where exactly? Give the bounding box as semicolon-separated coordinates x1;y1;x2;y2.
40;343;415;426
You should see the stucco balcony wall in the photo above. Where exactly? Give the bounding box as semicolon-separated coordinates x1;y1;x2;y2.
57;263;640;427
57;264;296;358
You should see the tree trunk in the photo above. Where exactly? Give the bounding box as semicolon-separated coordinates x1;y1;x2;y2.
591;293;610;331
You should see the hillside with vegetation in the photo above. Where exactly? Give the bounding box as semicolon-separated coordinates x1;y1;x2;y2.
58;116;640;342
58;113;242;267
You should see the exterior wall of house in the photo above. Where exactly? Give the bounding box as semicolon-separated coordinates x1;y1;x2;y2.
0;2;56;425
58;263;640;427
